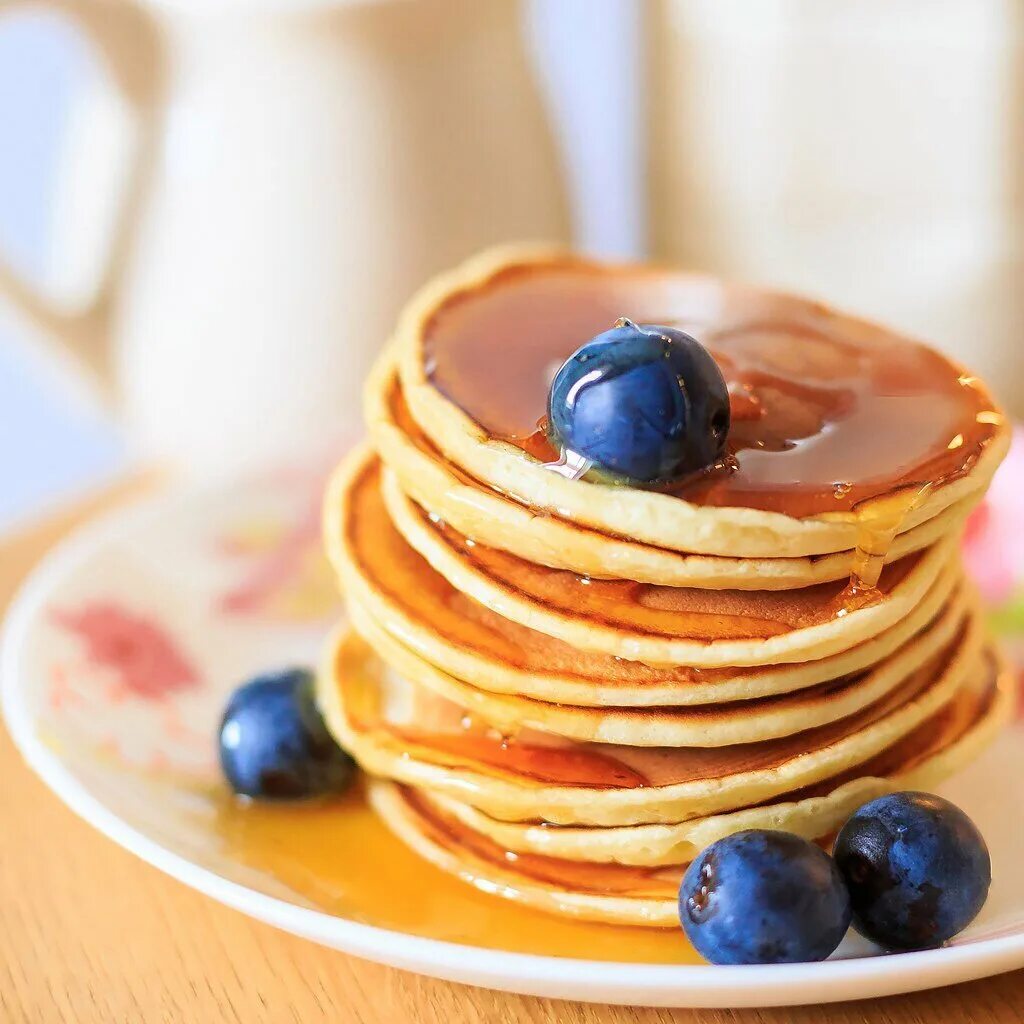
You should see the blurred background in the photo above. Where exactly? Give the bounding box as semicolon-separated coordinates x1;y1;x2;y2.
1;0;1021;531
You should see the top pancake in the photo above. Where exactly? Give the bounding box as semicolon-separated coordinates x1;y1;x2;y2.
395;246;1008;558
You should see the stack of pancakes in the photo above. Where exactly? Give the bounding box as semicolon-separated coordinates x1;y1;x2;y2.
320;248;1014;928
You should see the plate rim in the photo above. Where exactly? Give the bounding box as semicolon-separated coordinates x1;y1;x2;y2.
3;482;1024;1009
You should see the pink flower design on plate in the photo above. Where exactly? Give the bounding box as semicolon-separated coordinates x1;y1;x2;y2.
51;602;201;702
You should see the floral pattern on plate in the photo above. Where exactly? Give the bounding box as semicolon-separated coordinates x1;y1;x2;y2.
26;456;341;779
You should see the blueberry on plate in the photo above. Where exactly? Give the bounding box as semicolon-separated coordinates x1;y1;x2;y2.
679;830;851;965
834;791;990;951
547;319;730;484
218;667;356;800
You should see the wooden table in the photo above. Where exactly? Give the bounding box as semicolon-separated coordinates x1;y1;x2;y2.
2;485;1023;1023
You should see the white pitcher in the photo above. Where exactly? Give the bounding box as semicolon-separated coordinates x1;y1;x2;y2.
0;0;569;474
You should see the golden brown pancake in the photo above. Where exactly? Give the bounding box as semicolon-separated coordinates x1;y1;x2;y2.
317;245;1012;933
329;449;955;668
328;442;963;706
394;247;1008;557
347;586;972;747
421;651;1012;866
316;615;985;825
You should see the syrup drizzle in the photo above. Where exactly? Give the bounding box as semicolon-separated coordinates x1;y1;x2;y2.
212;784;702;962
847;483;934;595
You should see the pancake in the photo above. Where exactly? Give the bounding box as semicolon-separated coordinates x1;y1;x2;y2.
328;446;962;706
367;652;1010;927
422;651;1012;865
368;455;956;668
366;354;976;590
319;246;1012;932
348;585;972;747
369;780;684;928
316;613;985;826
394;246;1008;559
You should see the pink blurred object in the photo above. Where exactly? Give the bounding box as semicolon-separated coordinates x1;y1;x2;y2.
52;603;201;702
963;429;1024;610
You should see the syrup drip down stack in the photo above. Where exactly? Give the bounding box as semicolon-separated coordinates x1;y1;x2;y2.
320;248;1014;928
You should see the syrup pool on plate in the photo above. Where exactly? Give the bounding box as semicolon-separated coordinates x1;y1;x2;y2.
213;784;703;964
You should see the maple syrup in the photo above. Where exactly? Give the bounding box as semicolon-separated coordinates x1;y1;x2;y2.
214;782;702;963
423;262;1003;517
847;483;935;595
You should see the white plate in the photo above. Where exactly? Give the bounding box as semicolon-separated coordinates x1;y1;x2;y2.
4;454;1024;1009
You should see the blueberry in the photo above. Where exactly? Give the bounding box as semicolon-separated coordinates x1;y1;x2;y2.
218;667;355;800
679;830;851;965
547;319;730;484
834;791;990;951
